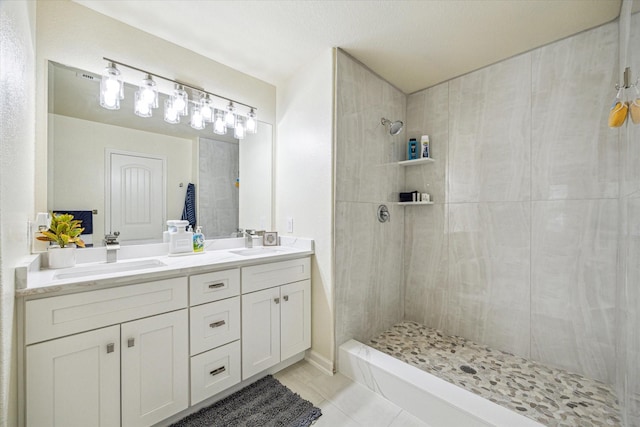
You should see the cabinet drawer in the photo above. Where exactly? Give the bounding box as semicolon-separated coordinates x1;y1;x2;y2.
190;340;241;406
241;257;310;294
189;297;240;356
25;277;188;345
189;268;240;305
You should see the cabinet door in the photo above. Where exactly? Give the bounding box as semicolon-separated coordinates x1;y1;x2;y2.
121;310;188;427
241;287;281;379
26;325;120;427
280;280;311;360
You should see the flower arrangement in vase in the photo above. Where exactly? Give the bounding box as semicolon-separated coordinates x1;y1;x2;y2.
36;212;86;269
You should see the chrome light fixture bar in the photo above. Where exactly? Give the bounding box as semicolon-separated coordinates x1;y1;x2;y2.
99;57;258;139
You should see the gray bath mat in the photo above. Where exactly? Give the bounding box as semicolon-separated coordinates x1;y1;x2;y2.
170;375;322;427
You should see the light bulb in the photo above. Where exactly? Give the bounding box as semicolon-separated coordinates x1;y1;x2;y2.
225;103;236;128
172;85;189;116
139;74;158;108
213;110;227;135
134;90;152;117
164;98;180;124
246;108;257;133
234;117;245;140
99;62;123;110
200;95;214;122
190;104;205;130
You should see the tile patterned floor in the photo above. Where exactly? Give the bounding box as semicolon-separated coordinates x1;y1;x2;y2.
274;360;427;427
368;322;621;427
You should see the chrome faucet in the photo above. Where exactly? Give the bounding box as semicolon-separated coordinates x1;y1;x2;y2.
104;231;120;263
244;229;254;248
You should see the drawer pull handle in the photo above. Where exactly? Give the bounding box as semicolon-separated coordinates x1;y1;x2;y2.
208;282;225;289
274;297;280;304
106;343;115;353
209;320;226;328
127;338;135;348
209;366;226;376
283;295;289;302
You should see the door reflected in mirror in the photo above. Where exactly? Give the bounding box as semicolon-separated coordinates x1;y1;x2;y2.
47;61;272;246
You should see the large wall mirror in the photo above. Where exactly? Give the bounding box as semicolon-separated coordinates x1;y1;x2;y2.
47;61;273;246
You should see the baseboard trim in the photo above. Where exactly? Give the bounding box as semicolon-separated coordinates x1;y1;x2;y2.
305;349;334;375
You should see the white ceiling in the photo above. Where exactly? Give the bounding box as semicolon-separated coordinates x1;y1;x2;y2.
74;0;629;94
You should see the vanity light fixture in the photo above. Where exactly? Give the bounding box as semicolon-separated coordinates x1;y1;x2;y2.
234;116;246;140
224;102;236;128
171;84;189;117
200;94;214;122
99;62;123;110
246;108;257;133
190;104;206;130
213;110;227;135
98;57;258;136
164;98;180;124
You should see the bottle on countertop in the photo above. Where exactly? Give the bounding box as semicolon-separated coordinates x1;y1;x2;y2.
193;226;205;253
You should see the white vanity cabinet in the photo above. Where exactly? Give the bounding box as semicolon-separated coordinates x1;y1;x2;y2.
241;258;311;379
24;277;189;427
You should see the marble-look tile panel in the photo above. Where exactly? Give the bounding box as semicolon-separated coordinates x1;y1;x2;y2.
406;83;448;203
335;201;404;347
446;202;531;356
531;21;618;201
335;51;406;204
404;204;448;329
531;199;617;383
623;196;640;422
622;13;640;198
448;54;531;203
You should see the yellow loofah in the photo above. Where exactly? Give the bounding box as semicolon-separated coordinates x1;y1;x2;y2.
630;99;640;125
608;101;628;128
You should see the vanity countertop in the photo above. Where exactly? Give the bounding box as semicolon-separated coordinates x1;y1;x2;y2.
17;237;313;298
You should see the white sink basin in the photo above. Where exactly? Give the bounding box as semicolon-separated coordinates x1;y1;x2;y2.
229;247;287;257
53;259;167;280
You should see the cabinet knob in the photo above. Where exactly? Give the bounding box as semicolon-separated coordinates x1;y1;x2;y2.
209;320;226;328
106;343;115;354
274;297;280;304
127;338;135;348
208;282;225;289
283;295;289;302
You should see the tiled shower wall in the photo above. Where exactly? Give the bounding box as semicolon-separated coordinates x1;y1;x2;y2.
405;20;620;384
618;12;640;426
334;50;407;348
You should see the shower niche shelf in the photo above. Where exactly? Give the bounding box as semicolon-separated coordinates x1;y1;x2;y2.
398;158;434;166
397;201;434;206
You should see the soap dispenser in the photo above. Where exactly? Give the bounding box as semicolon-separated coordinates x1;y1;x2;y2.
168;220;193;255
193;226;204;253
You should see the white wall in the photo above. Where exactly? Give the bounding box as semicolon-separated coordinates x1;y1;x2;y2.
35;0;276;213
0;1;36;424
50;114;194;242
276;49;334;370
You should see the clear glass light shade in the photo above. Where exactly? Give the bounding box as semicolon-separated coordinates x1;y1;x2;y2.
139;74;158;108
164;98;180;124
213;110;227;135
172;85;189;116
99;63;123;110
234;117;246;140
200;95;214;122
134;90;152;117
246;109;257;133
224;103;236;128
190;104;206;130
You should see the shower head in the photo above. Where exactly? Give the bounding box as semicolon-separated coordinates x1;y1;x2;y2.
381;117;404;136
